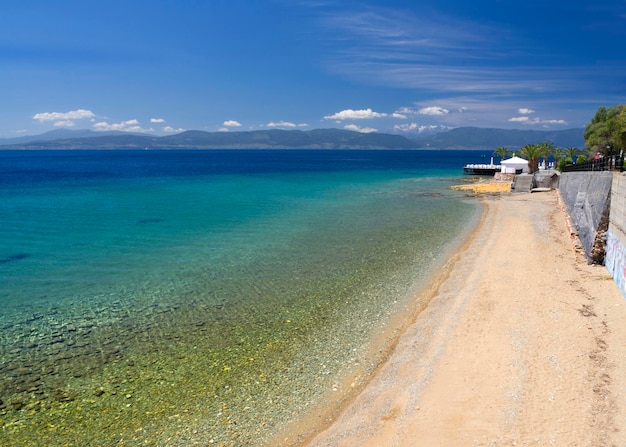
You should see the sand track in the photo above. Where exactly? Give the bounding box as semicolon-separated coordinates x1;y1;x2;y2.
302;192;626;447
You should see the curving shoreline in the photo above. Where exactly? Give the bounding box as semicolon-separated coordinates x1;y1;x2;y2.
294;191;626;446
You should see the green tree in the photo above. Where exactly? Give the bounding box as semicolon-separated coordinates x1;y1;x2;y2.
493;146;509;162
539;141;555;169
565;146;580;163
551;146;564;169
558;158;573;171
617;108;626;150
584;104;626;156
520;143;542;173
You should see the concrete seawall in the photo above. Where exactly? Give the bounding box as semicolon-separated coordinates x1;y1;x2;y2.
558;171;613;263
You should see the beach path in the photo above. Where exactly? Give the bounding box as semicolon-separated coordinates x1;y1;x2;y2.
303;192;626;447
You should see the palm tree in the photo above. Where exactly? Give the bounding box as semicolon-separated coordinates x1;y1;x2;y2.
493;146;509;162
550;146;564;169
538;141;555;170
565;146;580;163
520;143;542;174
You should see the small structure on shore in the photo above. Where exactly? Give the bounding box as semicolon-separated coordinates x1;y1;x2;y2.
463;157;501;175
533;170;560;190
501;156;529;174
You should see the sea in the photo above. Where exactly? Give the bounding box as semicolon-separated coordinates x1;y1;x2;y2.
0;149;488;446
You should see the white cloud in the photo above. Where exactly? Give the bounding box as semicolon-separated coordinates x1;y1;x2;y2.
93;119;153;133
391;112;407;119
53;120;75;128
394;123;418;132
33;109;96;128
541;119;568;125
344;124;378;133
218;127;230;132
399;95;580;129
33;109;95;122
163;126;185;133
508;116;567;126
394;123;446;133
398;104;467;118
518;108;535;115
151;118;166;123
418;106;449;116
324;108;387;120
396;107;417;115
267;121;297;128
223;120;242;127
419;125;441;133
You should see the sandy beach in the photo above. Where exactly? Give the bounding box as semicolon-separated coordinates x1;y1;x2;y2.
298;191;626;446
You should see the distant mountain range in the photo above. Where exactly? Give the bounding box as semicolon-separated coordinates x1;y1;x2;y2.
0;127;585;150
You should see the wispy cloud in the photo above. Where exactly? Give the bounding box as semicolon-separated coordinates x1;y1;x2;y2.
323;7;487;59
316;5;587;99
151;118;166;123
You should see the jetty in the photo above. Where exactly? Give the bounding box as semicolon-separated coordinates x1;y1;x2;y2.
463;157;501;175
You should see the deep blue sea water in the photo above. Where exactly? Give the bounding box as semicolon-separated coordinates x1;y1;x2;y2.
0;149;488;446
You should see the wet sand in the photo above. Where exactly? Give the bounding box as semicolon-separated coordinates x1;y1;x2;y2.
299;191;626;446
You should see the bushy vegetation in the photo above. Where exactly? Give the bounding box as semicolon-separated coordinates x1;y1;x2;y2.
558;158;573;171
584;104;626;156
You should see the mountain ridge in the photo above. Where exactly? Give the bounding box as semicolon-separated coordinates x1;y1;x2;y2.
0;127;585;150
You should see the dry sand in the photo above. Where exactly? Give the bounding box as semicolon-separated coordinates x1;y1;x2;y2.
451;181;513;194
301;191;626;447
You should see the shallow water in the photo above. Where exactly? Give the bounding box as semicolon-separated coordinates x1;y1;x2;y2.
0;149;484;446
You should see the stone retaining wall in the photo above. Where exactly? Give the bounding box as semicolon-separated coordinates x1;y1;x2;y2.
558;171;613;263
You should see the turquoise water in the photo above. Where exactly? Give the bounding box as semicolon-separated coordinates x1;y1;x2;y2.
0;150;483;446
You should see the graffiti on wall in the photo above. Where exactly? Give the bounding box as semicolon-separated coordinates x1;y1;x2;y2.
606;229;626;298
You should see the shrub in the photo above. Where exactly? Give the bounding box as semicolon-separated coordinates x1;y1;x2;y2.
558;157;573;171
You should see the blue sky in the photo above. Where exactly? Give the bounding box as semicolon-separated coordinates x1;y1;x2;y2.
1;0;625;138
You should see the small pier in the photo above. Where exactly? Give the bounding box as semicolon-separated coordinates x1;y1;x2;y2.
463;163;501;175
463;156;501;175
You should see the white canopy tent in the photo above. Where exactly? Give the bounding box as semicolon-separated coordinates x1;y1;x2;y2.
501;156;529;174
